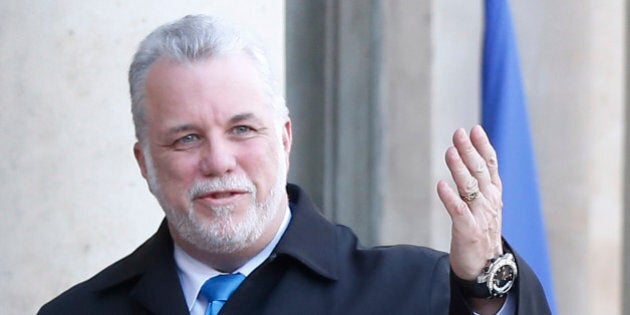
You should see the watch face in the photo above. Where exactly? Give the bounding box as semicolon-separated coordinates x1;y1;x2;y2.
491;265;515;294
495;266;514;285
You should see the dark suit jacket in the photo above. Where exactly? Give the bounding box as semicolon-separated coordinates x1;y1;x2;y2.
39;184;551;314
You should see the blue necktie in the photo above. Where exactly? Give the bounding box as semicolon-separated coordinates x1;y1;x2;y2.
200;273;246;315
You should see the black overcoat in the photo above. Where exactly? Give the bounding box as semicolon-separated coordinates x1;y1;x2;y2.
39;184;551;314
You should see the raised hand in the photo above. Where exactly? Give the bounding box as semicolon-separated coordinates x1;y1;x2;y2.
437;125;503;280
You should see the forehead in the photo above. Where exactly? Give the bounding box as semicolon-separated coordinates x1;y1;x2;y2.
143;54;273;123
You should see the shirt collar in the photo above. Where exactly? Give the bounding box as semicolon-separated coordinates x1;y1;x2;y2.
173;205;292;313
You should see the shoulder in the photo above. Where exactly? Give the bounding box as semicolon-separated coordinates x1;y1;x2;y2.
326;224;452;313
38;222;172;314
285;183;451;281
334;223;450;276
38;253;145;314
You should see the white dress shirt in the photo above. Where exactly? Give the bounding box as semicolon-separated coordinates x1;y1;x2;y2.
474;293;515;315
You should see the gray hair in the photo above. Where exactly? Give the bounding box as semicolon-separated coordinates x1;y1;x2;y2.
129;15;288;142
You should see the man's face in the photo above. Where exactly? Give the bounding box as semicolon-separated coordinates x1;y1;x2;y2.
134;55;291;254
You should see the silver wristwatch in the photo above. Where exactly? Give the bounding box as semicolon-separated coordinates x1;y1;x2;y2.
476;252;518;298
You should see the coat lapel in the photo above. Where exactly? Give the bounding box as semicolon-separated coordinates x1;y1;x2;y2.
129;221;189;315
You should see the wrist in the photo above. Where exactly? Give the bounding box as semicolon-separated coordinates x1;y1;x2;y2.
451;251;518;299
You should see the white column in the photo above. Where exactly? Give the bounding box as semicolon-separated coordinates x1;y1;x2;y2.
514;0;624;313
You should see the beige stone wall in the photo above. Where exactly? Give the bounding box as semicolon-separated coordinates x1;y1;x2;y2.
0;1;284;314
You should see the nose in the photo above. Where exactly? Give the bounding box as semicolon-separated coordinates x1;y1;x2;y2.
199;136;236;177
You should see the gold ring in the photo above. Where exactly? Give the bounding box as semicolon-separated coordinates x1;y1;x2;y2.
460;190;480;203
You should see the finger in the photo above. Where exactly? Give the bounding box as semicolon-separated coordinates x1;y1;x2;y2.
452;128;493;194
436;180;474;224
470;125;502;191
444;146;482;204
438;180;492;264
444;146;492;236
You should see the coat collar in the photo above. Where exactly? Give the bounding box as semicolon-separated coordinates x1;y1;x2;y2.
128;221;188;315
93;220;189;315
272;184;339;281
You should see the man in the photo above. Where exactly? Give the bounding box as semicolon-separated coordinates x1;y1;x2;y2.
39;15;550;314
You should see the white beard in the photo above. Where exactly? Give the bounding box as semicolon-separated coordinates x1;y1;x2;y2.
143;146;287;254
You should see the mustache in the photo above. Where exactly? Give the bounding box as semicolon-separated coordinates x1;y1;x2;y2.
188;176;255;199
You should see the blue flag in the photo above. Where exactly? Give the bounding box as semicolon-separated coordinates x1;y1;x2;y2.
481;0;556;312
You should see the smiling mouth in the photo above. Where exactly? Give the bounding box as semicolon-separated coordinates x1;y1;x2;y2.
209;191;242;198
195;190;248;206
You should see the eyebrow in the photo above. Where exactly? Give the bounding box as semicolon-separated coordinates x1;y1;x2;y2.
229;112;262;125
165;112;264;135
167;124;196;135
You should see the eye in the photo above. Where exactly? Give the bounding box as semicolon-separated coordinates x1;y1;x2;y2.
179;134;200;143
173;134;201;148
231;125;255;135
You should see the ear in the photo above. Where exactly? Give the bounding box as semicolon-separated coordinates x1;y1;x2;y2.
282;118;292;154
281;119;293;168
133;142;149;180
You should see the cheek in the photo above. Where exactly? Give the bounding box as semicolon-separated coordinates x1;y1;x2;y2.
238;141;285;186
154;153;200;194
